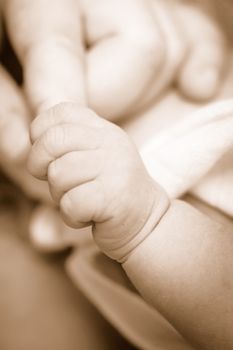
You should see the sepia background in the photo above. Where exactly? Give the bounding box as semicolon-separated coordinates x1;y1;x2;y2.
0;1;232;349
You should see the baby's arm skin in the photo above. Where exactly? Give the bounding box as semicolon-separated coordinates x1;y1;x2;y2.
28;103;233;350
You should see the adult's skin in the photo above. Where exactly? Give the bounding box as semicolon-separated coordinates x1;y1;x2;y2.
3;0;227;119
0;0;228;249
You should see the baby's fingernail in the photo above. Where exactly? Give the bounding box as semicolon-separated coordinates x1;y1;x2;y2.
0;119;30;162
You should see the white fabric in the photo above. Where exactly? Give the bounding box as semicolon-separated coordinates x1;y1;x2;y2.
140;99;233;216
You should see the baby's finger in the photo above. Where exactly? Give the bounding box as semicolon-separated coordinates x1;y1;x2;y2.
0;64;30;162
175;1;227;101
60;181;103;228
30;103;106;143
81;0;164;120
48;150;101;202
28;124;101;179
3;0;86;112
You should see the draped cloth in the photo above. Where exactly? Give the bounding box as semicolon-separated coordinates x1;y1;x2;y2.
141;99;233;217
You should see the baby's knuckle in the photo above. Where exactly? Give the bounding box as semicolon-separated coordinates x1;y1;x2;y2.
44;125;66;152
60;192;74;219
48;160;60;186
60;191;84;228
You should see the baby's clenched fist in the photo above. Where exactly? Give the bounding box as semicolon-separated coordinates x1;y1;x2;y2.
28;103;169;262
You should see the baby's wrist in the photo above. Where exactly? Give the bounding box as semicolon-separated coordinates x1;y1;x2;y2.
101;182;170;263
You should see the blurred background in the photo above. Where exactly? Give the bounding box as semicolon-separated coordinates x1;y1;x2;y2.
0;1;232;349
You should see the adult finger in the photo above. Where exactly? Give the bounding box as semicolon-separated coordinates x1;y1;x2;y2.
0;64;30;162
0;63;51;202
2;160;52;202
80;0;165;120
174;0;228;101
3;0;86;112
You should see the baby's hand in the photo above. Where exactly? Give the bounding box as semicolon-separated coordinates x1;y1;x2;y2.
28;103;169;262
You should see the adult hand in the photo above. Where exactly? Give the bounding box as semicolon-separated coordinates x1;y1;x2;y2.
0;57;53;206
0;16;50;203
3;0;227;121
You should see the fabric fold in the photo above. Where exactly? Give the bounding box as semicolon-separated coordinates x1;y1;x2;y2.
140;99;233;216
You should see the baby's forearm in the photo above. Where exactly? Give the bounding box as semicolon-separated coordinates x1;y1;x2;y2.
28;101;233;350
123;200;233;350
